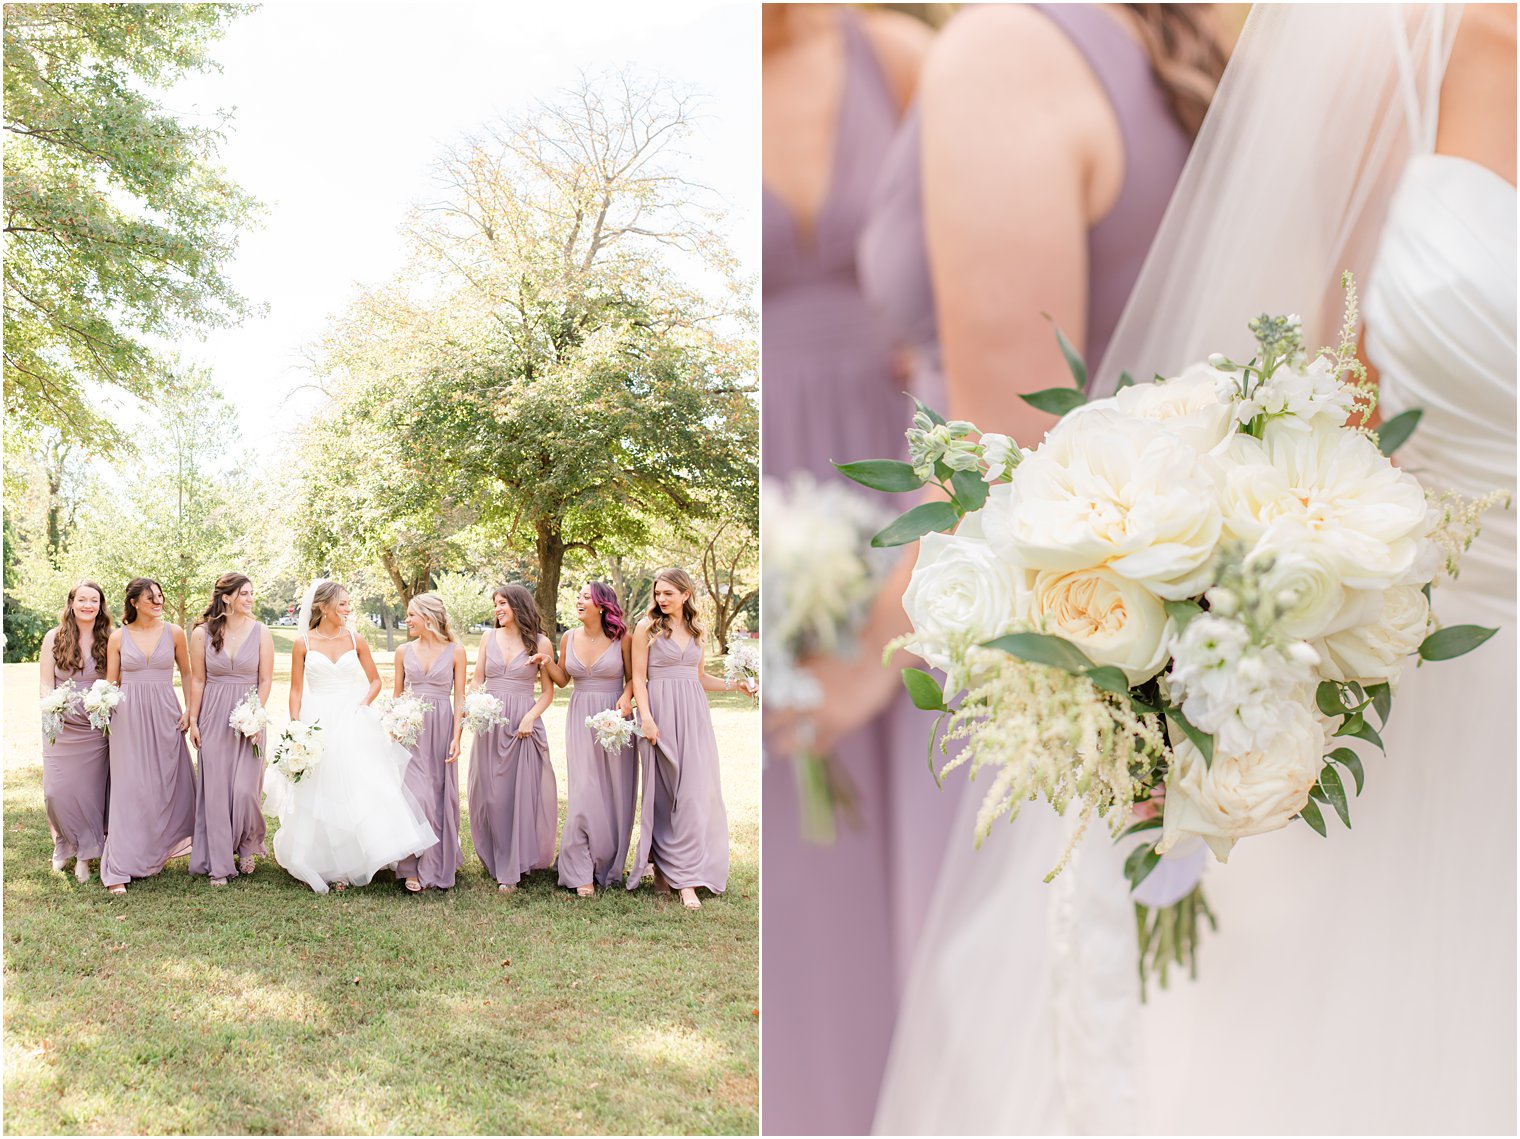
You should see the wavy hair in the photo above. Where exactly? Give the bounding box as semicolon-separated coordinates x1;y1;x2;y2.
307;581;346;629
410;593;456;643
646;567;703;643
53;581;111;676
585;581;627;641
1126;4;1230;140
492;583;544;656
194;572;251;654
122;578;164;626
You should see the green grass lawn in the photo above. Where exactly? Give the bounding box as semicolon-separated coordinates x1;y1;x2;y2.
2;645;759;1135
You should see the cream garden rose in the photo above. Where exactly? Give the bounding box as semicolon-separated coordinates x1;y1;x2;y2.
904;520;1030;677
1081;364;1236;455
982;409;1223;600
1315;584;1431;684
1158;700;1326;862
1029;565;1171;684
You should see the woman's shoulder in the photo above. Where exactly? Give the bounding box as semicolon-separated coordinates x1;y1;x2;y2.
40;626;57;652
858;7;934;112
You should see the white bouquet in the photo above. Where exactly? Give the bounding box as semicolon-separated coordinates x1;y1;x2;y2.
843;277;1507;991
79;679;124;736
585;707;636;753
761;472;892;843
270;721;324;783
462;687;507;734
227;689;270;756
375;691;431;749
40;682;77;745
723;641;760;699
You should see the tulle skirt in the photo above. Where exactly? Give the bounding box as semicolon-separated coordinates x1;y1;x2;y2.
264;697;438;894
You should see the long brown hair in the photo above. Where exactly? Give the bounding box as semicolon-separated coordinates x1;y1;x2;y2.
122;578;164;626
647;567;704;643
492;583;543;656
195;572;251;654
1126;5;1230;139
53;581;111;676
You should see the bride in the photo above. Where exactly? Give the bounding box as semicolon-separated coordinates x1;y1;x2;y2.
875;5;1514;1134
265;580;438;894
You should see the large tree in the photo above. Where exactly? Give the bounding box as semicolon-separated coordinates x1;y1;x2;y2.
3;3;259;455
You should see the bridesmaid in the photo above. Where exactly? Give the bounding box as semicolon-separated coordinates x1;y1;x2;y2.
538;581;636;896
38;581;113;883
628;567;748;910
392;593;466;893
187;573;274;886
468;583;556;895
100;578;197;895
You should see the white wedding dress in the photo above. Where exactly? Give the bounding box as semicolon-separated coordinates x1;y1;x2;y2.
875;8;1515;1135
265;633;439;894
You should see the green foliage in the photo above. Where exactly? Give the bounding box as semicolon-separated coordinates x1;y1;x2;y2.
1376;408;1422;457
431;570;493;634
3;3;261;455
1418;623;1498;662
902;667;948;712
3;516;50;661
1018;387;1088;417
834;459;923;493
870;500;960;548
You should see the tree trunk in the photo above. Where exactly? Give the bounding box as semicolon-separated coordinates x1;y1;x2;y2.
534;518;564;631
380;604;397;651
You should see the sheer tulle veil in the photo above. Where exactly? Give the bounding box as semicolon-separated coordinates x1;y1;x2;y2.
874;6;1460;1134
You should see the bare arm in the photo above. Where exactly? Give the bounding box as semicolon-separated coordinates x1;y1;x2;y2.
289;639;306;721
515;634;556;737
106;630;122;686
257;627;274;707
187;627;207;748
356;639;382;706
171;625;192;731
38;629;56;695
392;647;407;698
471;634;488;687
632;621;656;743
540;630;573;688
448;644;467;761
697;640;740;694
617;636;634;718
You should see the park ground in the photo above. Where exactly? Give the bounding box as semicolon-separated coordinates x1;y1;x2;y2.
2;630;759;1135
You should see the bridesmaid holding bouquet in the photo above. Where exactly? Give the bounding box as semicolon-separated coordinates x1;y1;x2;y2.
187;573;274;885
628;567;746;910
468;583;557;894
100;578;197;895
392;593;466;892
38;581;114;883
538;581;636;896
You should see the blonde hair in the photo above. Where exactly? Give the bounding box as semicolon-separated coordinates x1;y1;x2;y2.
409;593;456;642
308;581;346;628
647;567;704;643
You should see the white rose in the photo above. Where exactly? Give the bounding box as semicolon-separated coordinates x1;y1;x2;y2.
1029;566;1171;684
903;527;1031;675
1159;699;1325;862
1218;422;1431;590
982;409;1223;600
1314;584;1430;685
1242;356;1356;433
1081;364;1237;455
1247;524;1349;640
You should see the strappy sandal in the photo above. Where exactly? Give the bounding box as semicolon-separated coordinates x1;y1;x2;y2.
679;887;702;911
106;883;127;896
238;855;257;875
74;859;91;884
497;883;516;895
651;865;672;896
575;884;595;898
210;877;230;887
331;880;349;893
405;877;423;893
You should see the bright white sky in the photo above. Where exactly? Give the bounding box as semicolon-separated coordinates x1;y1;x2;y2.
164;0;760;432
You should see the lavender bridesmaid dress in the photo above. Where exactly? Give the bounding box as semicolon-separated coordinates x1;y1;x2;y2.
467;633;556;888
100;626;196;887
42;634;110;865
555;633;637;889
394;642;463;889
189;624;268;879
627;633;728;894
764;7;1194;1133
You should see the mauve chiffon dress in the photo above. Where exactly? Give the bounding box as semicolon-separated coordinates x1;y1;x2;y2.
189;624;268;879
555;633;637;890
467;633;556;888
100;626;197;887
627;633;729;894
42;633;110;866
394;642;464;890
764;5;1195;1133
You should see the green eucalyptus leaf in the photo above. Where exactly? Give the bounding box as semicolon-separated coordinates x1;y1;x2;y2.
1320;765;1351;828
870;501;962;548
1316;680;1347;718
1083;666;1132;696
1123;841;1161;890
1418;624;1499;662
1299;797;1328;837
1349;718;1384;751
950;468;990;512
1376;408;1422;457
982;632;1095;674
1367;683;1392;727
902;668;948;712
834;459;924;493
1120;815;1163;838
1049;322;1088;390
1164;708;1215;768
1019;387;1089;417
1328;747;1365;796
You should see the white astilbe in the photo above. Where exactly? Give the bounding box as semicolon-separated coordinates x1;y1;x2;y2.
1424;488;1512;580
938;652;1167;879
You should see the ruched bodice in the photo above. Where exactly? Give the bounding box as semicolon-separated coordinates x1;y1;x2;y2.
121;625;174;684
484;632;538;698
646;633;701;682
567;635;624;696
303;647;367;705
204;624;260;688
404;641;454;697
52;637;100;728
1366;154;1517;622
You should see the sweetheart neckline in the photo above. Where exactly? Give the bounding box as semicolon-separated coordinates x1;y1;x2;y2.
307;648;358;667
